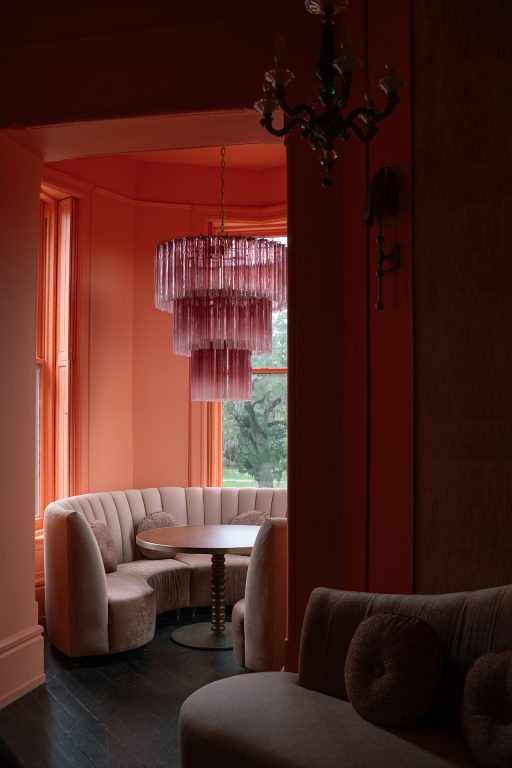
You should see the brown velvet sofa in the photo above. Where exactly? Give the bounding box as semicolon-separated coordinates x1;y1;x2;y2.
179;584;512;767
43;486;287;658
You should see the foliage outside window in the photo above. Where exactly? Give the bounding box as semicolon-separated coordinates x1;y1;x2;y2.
222;309;287;488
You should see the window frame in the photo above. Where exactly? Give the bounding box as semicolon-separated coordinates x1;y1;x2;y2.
220;229;288;489
35;191;79;530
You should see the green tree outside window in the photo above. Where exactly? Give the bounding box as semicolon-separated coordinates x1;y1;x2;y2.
222;310;288;488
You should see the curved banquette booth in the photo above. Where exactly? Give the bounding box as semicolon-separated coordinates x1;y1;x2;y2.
43;486;287;658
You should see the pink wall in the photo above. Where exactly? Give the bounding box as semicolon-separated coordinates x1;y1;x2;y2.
132;203;192;488
51;157;138;199
0;136;45;707
87;189;136;491
47;156;286;493
134;162;286;209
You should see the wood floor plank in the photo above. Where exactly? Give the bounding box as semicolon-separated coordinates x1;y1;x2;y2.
0;610;244;768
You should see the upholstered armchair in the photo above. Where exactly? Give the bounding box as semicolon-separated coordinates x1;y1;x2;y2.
231;517;287;672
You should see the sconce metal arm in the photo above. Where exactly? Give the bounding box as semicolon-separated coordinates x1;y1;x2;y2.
363;166;400;311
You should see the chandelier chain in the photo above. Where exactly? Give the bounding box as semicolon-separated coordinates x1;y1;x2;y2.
220;146;226;235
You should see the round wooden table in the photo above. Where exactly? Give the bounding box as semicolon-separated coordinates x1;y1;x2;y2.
136;524;259;650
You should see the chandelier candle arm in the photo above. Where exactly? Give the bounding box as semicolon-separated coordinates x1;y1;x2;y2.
346;90;400;128
275;90;317;121
256;80;316;123
348;118;378;144
260;114;310;139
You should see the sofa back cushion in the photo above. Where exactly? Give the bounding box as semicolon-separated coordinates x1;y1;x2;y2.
46;487;287;565
137;511;177;559
89;520;118;573
230;510;270;526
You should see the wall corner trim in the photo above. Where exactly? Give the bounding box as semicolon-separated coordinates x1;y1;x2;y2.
0;627;45;710
0;624;44;656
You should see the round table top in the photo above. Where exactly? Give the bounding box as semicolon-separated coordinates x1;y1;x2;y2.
136;523;260;555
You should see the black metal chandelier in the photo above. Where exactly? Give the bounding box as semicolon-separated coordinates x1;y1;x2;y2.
255;0;405;187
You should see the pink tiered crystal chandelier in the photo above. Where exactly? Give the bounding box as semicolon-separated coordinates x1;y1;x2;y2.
154;148;287;401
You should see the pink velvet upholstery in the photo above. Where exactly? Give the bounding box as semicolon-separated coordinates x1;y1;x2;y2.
137;510;177;559
89;519;118;573
230;510;270;525
231;517;288;672
44;486;287;657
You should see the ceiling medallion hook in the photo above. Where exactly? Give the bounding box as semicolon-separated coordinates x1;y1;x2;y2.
255;0;405;187
220;146;226;236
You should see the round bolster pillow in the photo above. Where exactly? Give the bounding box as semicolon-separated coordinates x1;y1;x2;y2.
344;612;441;728
462;650;512;768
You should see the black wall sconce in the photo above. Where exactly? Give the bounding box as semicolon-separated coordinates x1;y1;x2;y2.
363;166;400;310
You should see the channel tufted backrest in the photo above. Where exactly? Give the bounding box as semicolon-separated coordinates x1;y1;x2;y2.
299;585;512;734
46;487;287;565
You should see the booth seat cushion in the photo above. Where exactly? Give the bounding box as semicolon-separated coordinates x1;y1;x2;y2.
173;553;249;607
106;573;156;654
115;559;190;614
179;673;476;768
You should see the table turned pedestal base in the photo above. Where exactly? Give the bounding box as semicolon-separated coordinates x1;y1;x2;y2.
171;621;233;650
172;553;233;649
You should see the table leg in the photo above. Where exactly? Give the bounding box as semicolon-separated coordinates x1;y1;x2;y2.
211;553;226;635
170;551;233;650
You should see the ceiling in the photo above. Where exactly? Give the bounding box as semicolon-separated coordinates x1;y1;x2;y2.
3;110;285;167
121;144;285;170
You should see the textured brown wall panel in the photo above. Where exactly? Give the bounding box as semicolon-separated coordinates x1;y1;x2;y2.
414;0;512;592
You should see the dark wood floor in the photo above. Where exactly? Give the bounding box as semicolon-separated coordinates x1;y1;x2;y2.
0;610;245;768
